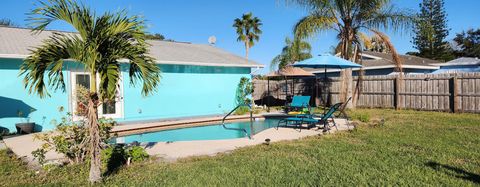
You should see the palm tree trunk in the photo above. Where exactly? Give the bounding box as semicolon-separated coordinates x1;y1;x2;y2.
87;72;102;183
245;41;250;61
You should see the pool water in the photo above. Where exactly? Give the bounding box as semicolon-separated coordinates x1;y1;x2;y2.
115;119;280;143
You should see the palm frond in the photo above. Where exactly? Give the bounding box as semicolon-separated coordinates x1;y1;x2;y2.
20;33;83;98
370;29;403;74
294;12;336;39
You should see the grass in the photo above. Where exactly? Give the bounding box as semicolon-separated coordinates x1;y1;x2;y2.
1;109;479;186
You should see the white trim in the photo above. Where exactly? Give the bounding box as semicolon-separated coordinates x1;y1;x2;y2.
360;53;383;60
69;71;125;120
311;65;439;74
0;53;28;59
0;53;265;68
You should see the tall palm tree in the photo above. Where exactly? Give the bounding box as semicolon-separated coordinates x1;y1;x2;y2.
271;37;312;70
288;0;413;107
233;12;262;61
20;0;160;183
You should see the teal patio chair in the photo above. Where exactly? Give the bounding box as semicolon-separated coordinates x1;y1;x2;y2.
285;95;311;114
277;102;343;132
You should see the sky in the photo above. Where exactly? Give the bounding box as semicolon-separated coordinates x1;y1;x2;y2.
1;0;479;74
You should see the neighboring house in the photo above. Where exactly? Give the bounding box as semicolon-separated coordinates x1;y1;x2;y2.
309;51;440;77
0;27;263;132
431;57;480;74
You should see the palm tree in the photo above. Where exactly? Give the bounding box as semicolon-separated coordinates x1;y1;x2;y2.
20;0;160;183
288;0;413;107
271;37;312;70
233;12;262;61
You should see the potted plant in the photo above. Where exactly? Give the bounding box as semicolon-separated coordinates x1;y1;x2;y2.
15;109;36;134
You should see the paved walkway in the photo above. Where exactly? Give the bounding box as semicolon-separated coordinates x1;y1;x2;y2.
3;117;352;164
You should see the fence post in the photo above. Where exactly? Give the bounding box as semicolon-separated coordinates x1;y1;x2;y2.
394;76;400;110
449;75;458;113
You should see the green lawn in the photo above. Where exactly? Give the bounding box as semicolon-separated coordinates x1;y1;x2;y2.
1;109;479;186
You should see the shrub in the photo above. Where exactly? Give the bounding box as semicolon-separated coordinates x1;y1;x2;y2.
102;145;148;173
32;113;114;165
234;106;251;115
126;146;149;162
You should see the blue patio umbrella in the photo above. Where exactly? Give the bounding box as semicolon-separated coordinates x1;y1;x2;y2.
293;54;362;110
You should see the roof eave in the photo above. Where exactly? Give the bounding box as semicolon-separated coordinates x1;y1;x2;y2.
0;54;265;68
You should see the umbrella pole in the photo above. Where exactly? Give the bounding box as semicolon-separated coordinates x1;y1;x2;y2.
267;77;270;112
284;76;288;108
292;79;295;96
324;67;327;114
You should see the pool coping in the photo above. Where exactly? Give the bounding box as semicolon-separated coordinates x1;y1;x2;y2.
112;113;283;136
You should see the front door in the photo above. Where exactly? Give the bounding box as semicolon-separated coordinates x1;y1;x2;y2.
70;71;124;119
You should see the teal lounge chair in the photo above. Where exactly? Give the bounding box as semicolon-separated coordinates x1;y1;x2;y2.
285;95;311;113
277;102;343;132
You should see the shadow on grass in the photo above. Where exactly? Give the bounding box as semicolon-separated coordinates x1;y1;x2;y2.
425;161;480;184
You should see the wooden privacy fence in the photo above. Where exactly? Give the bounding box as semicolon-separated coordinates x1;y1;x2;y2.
253;72;480;113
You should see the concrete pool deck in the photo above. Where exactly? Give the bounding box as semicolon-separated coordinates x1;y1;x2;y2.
3;116;352;164
144;120;352;161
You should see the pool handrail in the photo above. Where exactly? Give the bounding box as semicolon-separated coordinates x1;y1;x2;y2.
221;104;252;139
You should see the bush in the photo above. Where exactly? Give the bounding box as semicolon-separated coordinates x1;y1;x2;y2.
32;113;114;165
234;106;251;115
102;145;148;173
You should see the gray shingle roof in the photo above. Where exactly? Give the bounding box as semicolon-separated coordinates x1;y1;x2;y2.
0;26;263;68
434;57;480;66
361;51;439;68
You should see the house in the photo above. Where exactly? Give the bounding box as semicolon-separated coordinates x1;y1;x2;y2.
0;27;263;133
309;51;440;76
431;57;480;74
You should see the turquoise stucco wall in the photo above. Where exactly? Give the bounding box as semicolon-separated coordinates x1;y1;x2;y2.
120;64;251;122
0;58;70;133
0;58;252;132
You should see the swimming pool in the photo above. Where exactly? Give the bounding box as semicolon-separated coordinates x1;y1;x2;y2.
114;119;280;143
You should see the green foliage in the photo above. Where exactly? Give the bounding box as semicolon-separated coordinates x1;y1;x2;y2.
145;33;165;40
412;0;453;61
101;145;148;173
271;37;312;70
235;77;253;105
20;0;161;100
32;113;114;165
453;29;480;58
0;18;17;26
126;146;149;162
233;106;251;115
1;109;480;186
74;85;90;116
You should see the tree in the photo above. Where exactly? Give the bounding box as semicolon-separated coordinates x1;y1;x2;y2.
233;12;262;61
288;0;413;108
0;18;17;26
271;37;312;70
453;29;480;58
20;0;160;183
412;0;451;61
146;33;165;40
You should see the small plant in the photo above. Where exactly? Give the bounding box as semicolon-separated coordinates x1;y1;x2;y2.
236;77;254;105
102;144;149;173
32;110;114;165
74;85;90;116
234;106;251;115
